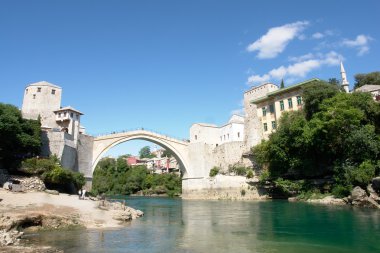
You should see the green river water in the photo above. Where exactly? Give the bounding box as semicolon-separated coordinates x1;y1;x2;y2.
25;197;380;253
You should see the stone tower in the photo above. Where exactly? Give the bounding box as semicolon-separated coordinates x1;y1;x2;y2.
340;62;350;93
243;83;279;151
21;81;62;128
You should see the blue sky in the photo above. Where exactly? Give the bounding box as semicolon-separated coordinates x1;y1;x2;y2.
1;0;379;156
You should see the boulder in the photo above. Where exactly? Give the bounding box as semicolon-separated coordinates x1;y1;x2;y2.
0;229;23;246
367;184;380;202
372;177;380;192
112;210;132;221
351;186;367;200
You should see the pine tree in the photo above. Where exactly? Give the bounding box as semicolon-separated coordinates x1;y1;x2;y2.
280;79;285;88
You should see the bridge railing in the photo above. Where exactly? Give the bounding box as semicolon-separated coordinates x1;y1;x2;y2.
88;127;190;143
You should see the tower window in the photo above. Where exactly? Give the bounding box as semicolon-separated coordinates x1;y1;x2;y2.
26;89;28;94
237;132;240;138
64;112;67;117
195;135;197;140
33;94;36;99
37;87;41;92
70;113;73;118
280;100;284;111
52;89;56;95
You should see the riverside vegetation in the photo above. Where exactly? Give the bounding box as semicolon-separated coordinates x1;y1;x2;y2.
252;79;380;200
0;103;86;192
91;156;181;197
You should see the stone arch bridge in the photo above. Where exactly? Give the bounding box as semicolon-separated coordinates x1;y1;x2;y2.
90;129;191;177
77;129;213;196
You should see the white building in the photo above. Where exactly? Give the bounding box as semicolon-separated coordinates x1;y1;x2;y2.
190;115;244;146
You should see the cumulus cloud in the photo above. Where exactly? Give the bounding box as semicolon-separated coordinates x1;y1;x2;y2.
247;21;309;59
342;35;372;56
247;51;344;85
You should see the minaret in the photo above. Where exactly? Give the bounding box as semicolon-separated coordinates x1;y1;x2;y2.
340;62;350;93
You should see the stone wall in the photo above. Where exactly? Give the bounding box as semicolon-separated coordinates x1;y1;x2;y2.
212;141;251;172
77;134;94;178
182;175;267;200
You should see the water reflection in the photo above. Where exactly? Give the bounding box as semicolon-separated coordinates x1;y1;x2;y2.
25;197;380;253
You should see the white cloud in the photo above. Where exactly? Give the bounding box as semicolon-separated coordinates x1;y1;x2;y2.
247;51;344;85
312;32;324;39
247;21;309;59
289;53;315;62
247;74;270;84
342;35;372;56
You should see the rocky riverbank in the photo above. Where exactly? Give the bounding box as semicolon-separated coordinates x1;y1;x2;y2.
0;189;143;252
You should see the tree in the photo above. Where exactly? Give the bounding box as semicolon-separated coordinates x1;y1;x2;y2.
302;80;339;120
139;146;155;158
328;78;340;86
280;79;285;89
354;71;380;89
162;149;173;158
0;103;41;170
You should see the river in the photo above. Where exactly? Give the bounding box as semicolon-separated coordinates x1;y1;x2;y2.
25;197;380;253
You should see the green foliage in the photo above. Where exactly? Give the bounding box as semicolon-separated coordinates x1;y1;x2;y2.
296;188;327;200
246;170;254;179
345;160;376;188
273;178;304;196
0;103;41;170
331;184;352;198
328;78;340;86
251;88;380;197
92;156;181;196
302;80;339;120
259;170;270;183
229;165;248;176
21;156;86;191
354;71;380;89
209;166;220;177
240;189;246;196
162;149;173;158
139;146;156;159
72;172;86;189
21;155;60;174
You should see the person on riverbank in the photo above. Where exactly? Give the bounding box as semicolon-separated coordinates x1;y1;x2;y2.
78;189;82;199
82;189;86;199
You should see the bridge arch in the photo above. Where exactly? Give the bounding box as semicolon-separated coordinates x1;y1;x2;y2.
91;130;190;178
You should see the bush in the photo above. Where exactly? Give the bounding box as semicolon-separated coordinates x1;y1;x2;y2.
240;189;246;196
209;166;220;177
274;178;304;196
228;165;248;176
332;184;352;198
259;170;270;183
346;160;376;188
246;170;254;179
21;156;60;175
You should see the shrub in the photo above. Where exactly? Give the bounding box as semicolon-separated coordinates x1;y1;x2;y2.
347;160;376;188
209;166;220;177
240;189;246;196
259;170;270;183
72;171;86;189
21;156;59;175
332;184;352;198
228;165;248;176
274;178;304;196
246;170;254;179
